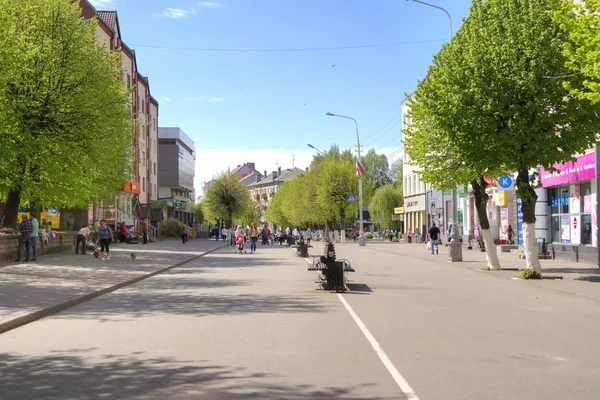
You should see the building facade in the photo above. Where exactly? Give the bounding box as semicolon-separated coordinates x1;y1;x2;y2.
80;1;159;227
247;167;304;223
158;127;196;225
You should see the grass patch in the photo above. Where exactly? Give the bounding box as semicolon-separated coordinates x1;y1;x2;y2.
482;266;491;271
521;269;542;280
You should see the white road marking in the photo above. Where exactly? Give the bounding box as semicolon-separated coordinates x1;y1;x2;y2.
337;294;420;400
304;257;419;398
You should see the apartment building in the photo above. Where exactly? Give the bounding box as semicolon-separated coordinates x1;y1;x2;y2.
80;1;159;225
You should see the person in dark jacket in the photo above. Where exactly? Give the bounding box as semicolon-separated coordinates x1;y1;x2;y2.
15;214;33;262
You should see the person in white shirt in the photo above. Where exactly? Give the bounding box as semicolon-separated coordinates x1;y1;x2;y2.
76;225;91;255
220;226;228;241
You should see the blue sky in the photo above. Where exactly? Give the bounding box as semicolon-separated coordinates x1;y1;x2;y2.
89;0;472;190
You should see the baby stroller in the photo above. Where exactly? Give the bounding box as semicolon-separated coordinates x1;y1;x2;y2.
86;238;98;252
234;235;247;254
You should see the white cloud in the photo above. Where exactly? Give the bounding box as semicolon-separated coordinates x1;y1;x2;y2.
158;51;167;56
156;8;198;19
160;96;171;102
198;1;222;7
209;97;224;103
90;0;114;8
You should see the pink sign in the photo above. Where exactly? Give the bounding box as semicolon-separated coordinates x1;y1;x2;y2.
540;153;596;187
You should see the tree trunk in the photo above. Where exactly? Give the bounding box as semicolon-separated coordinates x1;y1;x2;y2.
516;168;541;272
472;178;501;268
4;189;21;229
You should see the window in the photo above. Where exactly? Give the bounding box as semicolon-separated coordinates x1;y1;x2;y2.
153;162;156;175
549;182;592;245
142;151;146;166
142;177;146;192
127;73;131;90
142;99;145;113
153;118;156;131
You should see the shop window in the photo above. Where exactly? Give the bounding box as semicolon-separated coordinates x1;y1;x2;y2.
582;214;592;245
581;182;592;213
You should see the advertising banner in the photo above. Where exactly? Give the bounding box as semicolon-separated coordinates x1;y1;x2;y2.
540;153;596;187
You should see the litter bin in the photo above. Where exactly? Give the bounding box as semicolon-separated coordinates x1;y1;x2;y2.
300;243;308;257
359;236;366;246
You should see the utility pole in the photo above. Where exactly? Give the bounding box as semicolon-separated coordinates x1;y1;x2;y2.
291;154;296;168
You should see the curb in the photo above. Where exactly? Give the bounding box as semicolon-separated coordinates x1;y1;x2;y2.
0;243;229;335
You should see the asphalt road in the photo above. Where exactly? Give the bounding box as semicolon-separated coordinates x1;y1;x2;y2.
1;240;599;399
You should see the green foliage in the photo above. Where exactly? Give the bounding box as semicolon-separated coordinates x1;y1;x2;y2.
521;269;542;280
389;160;403;185
160;220;183;237
267;148;360;229
482;266;491;271
364;232;373;239
202;173;254;227
369;184;403;230
0;0;133;226
555;0;600;104
361;148;391;189
194;203;204;224
491;266;501;271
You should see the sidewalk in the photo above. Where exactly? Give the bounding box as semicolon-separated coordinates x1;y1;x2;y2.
342;240;600;303
0;239;226;331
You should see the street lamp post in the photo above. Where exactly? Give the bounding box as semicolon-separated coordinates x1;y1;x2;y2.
307;143;326;156
326;112;363;239
408;0;461;261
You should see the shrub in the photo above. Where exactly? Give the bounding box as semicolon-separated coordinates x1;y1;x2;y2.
482;266;491;271
160;220;183;237
364;232;373;239
521;269;542;280
491;266;501;271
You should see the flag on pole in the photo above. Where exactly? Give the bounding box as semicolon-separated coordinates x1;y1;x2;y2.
356;159;366;176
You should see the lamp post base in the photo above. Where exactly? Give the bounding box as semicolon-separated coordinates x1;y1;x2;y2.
447;226;463;262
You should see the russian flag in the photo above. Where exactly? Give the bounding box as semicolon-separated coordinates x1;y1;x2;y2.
356;159;366;176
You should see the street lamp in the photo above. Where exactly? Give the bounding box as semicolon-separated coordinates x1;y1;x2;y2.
408;0;461;261
407;0;452;40
325;112;364;239
307;143;326;155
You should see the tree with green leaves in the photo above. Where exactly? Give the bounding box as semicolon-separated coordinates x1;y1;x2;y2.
555;0;600;104
0;0;133;228
407;0;600;272
194;203;204;225
202;173;254;230
361;149;391;189
369;184;403;230
314;159;359;230
388;159;403;184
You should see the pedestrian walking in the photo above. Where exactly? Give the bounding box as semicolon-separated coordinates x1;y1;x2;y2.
76;224;91;255
428;223;441;255
142;219;149;244
98;219;114;260
507;224;515;245
180;225;188;244
249;223;258;253
407;230;412;244
220;226;228;241
15;214;33;262
29;212;39;261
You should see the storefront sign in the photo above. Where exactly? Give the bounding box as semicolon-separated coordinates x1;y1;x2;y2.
561;215;570;243
571;216;580;245
540;153;596;187
497;190;507;206
394;207;404;214
120;180;141;195
404;195;425;212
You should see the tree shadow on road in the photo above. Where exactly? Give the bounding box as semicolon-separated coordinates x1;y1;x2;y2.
0;351;387;400
54;289;326;322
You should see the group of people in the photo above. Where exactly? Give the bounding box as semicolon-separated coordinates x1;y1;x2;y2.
15;213;39;262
